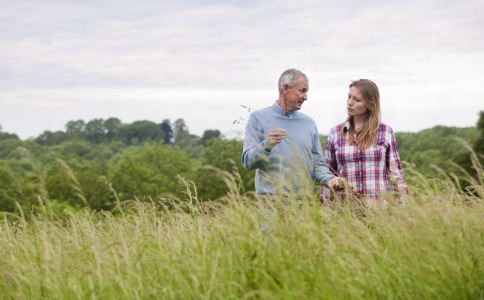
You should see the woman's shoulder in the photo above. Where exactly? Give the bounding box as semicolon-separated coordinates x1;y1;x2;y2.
376;123;397;145
378;122;395;133
330;122;346;134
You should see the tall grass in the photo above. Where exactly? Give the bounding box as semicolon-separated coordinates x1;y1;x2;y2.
0;166;483;299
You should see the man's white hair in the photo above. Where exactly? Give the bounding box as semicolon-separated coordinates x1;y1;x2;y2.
278;69;308;93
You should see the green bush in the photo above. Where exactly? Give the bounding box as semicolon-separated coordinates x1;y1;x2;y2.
109;144;194;200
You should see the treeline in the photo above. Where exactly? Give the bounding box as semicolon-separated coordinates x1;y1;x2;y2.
34;118;217;149
0;112;482;214
0;118;253;214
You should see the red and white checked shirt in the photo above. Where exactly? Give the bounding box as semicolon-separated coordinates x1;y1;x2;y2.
321;122;407;201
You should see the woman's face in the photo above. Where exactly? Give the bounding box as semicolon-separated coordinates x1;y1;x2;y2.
347;86;368;118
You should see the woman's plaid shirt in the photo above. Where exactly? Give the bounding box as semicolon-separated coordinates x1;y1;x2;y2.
321;122;407;200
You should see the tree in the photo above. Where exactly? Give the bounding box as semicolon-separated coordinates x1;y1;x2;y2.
109;144;194;200
65;120;86;139
119;121;162;145
44;159;85;206
105;117;122;141
160;119;173;145
475;111;484;157
201;129;222;146
394;126;479;174
173;118;203;157
0;164;24;212
173;119;190;144
193;139;254;200
84;119;106;143
74;159;114;210
56;140;93;159
34;131;67;145
0;131;19;141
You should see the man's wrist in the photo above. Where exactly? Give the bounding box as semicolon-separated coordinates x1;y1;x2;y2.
263;140;273;152
326;176;335;187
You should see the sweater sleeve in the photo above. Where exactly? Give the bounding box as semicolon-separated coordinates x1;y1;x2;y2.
319;127;339;203
312;125;335;186
241;113;271;170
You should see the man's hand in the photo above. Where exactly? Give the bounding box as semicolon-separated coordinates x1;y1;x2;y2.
264;128;286;150
327;177;348;191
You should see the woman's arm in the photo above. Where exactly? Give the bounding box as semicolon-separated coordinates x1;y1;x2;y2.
386;126;408;197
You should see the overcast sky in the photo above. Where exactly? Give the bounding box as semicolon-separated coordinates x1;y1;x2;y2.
1;0;483;139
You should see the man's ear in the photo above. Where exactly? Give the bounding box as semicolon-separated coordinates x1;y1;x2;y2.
282;84;289;94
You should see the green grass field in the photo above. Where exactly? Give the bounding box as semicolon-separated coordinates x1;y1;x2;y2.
0;169;483;300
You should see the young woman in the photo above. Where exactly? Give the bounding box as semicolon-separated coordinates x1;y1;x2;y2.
321;79;407;205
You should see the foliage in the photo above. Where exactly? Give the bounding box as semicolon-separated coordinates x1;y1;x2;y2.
44;159;86;207
65;120;86;139
201;129;222;145
0;131;19;141
0;116;483;298
173;118;204;158
0;115;481;214
119;120;163;145
194;139;254;201
0;139;28;159
474;111;484;158
395;125;479;176
35;130;68;145
0;164;23;212
104;117;123;141
0;169;482;299
109;143;194;201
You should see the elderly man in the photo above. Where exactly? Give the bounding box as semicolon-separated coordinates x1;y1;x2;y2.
241;69;345;195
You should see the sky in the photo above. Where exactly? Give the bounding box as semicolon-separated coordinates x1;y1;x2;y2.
0;0;483;140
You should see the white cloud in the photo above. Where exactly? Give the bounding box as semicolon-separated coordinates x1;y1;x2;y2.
0;0;483;138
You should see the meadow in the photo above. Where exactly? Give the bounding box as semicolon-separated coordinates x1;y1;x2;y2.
0;163;483;300
0;117;482;299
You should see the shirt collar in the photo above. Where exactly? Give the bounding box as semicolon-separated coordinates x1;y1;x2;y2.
272;101;297;118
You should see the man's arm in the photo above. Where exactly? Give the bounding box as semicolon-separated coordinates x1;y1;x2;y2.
312;125;347;189
241;113;271;170
311;126;335;185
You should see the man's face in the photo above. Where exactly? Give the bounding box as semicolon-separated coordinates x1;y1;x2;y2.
282;76;308;112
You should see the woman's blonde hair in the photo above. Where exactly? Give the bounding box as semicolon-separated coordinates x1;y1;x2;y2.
341;79;381;150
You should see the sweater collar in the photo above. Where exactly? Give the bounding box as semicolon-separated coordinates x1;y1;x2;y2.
272;101;297;118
